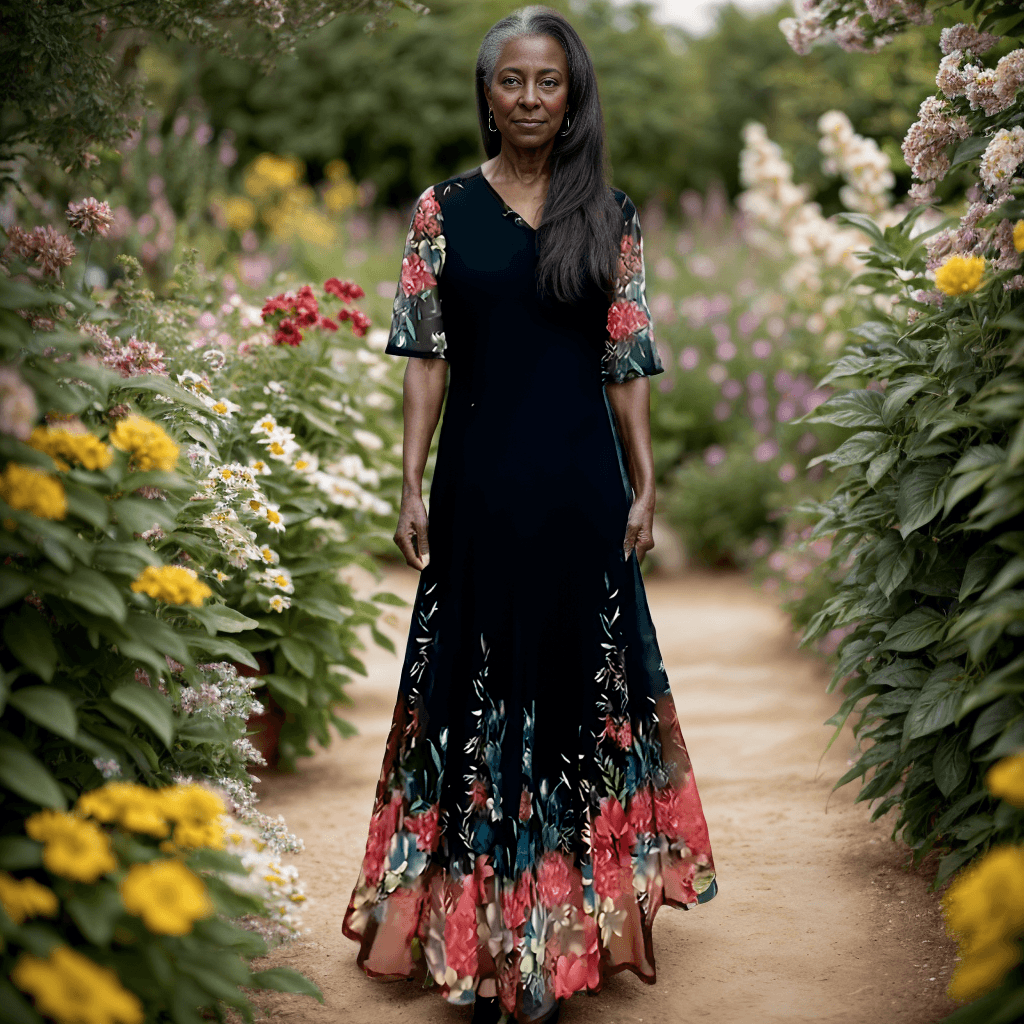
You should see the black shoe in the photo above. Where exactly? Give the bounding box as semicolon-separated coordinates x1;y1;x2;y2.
472;996;503;1024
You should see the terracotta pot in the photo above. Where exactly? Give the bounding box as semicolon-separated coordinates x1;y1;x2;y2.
235;654;285;769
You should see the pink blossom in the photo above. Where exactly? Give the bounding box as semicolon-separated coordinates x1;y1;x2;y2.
406;804;440;852
445;880;479;978
678;346;699;370
518;788;532;822
536;851;573;908
469;778;489;809
400;253;436;297
501;870;533;929
607;300;649;342
626;787;653;834
703;445;726;468
362;790;402;887
754;440;779;462
66;198;113;236
751;339;772;358
552;953;589;1000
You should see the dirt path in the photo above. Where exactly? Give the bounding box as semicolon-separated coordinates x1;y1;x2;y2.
249;566;959;1024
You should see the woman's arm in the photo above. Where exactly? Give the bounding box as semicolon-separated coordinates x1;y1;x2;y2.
394;357;448;570
605;375;656;564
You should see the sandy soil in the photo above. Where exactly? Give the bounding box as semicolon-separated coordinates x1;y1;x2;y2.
248;565;959;1024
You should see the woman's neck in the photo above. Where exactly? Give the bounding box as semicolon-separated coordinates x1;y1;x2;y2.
484;142;553;186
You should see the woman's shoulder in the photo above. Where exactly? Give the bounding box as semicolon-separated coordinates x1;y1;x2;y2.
417;167;485;209
609;187;638;226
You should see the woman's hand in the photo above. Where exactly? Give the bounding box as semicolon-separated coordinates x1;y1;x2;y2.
623;493;655;565
395;491;431;571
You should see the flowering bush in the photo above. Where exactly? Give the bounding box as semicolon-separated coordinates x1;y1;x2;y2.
772;3;1024;1018
0;781;321;1024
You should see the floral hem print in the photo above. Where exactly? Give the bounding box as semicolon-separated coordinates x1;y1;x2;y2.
342;565;716;1020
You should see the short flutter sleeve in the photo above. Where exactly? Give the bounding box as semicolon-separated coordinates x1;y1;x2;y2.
384;186;448;360
602;198;664;385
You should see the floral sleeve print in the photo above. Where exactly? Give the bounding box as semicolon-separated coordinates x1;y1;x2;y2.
384;186;448;360
602;200;664;386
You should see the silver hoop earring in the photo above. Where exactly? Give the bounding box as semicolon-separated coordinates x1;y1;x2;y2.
488;109;498;133
560;109;571;136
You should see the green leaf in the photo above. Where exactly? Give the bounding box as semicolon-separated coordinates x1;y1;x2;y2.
875;543;914;598
182;633;260;670
121;374;211;414
370;590;409;607
265;673;308;707
0;568;31;608
7;687;77;741
932;735;969;797
896;462;948;538
866;449;899;489
251;968;324;1003
960;545;1005;602
0;746;66;808
190;604;260;636
808;430;885;468
881;375;932;421
64;482;109;529
904;664;970;743
0;977;44;1024
805;390;885;429
65;883;124;945
0;836;43;870
111;497;176;536
2;607;57;681
60;567;127;623
881;608;946;652
110;684;175;748
279;638;315;678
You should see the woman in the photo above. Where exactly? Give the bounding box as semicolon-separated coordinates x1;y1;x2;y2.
342;7;717;1022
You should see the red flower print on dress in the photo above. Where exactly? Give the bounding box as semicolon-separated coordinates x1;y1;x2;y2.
626;786;653;834
616;718;632;750
413;191;443;239
617;235;643;284
469;778;489;810
400;252;437;297
536;851;573;908
324;277;365;303
362;789;402;886
518;788;532;822
496;952;519;1013
607;300;649;342
501;870;533;929
591;797;636;900
445;879;480;978
472;855;495;903
405;804;440;852
552;953;589;1000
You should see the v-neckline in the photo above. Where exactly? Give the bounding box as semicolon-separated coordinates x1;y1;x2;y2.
474;166;539;231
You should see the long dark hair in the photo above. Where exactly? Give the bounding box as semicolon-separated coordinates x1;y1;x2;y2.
475;6;620;303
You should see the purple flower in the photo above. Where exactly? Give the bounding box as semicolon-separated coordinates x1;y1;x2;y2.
748;396;769;417
774;369;793;392
713;401;731;421
766;315;786;338
796;432;818;454
750;536;771;558
194;124;214;147
778;462;797;482
721;379;742;400
707;363;727;384
679;346;700;370
657;376;675;393
715;340;737;361
802;390;830;413
173;113;190;137
752;339;772;359
738;311;761;336
703;444;726;467
746;371;765;392
754;439;779;462
711;322;731;345
776;400;796;422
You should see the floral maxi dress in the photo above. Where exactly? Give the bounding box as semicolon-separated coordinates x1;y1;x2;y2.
342;166;717;1021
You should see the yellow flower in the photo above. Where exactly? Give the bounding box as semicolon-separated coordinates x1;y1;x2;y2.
24;809;117;882
948;939;1023;1002
29;426;113;471
0;872;58;924
76;781;169;838
12;945;143;1024
221;195;256;232
0;463;67;520
159;782;227;851
987;753;1024;808
131;565;213;606
943;845;1024;1000
1014;220;1024;253
120;859;213;935
109;415;179;472
243;153;304;200
934;254;986;296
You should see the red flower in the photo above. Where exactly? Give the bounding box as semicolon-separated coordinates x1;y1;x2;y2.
617;719;632;749
617;235;643;284
594;796;636;854
361;789;402;886
350;310;371;337
413;191;442;239
602;715;617;742
552;953;589;1000
468;778;489;809
318;316;338;331
606;300;649;342
400;252;437;297
406;804;440;852
591;797;636;900
626;786;653;834
654;783;712;859
324;277;365;303
496;953;519;1014
501;870;533;929
582;914;601;988
273;319;303;347
445;880;479;978
518;788;532;822
536;851;573;908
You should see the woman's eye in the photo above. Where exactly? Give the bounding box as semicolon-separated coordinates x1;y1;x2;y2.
502;77;519;86
541;79;559;88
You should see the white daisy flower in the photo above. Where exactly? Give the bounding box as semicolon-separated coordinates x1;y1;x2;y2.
213;570;231;582
264;380;286;395
268;594;291;613
353;428;383;451
209;397;241;417
258;545;280;565
315;474;363;509
292;452;319;475
250;414;278;436
263;567;294;594
249;458;272;476
178;370;212;394
260;434;299;461
244;494;267;516
263;504;286;532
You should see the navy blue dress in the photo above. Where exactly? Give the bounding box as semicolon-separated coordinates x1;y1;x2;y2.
343;167;716;1022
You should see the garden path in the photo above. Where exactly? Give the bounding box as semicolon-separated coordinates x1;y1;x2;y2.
249;566;959;1024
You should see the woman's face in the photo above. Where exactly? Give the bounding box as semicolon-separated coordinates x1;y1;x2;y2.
485;33;570;151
